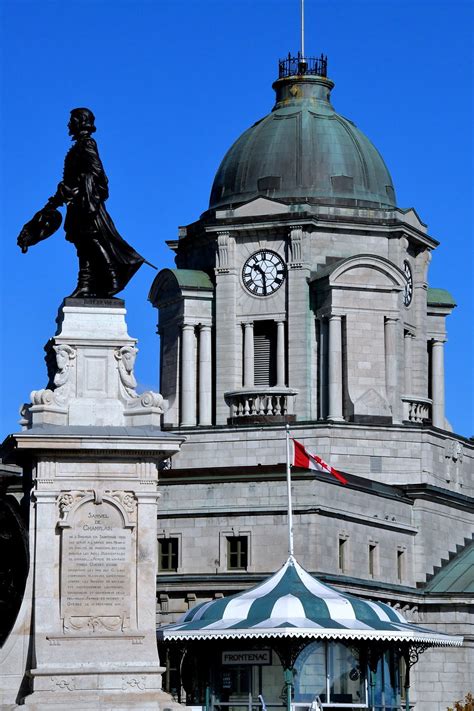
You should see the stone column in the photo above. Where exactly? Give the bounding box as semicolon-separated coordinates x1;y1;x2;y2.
404;330;414;394
243;322;254;388
431;339;446;428
385;317;399;416
181;323;196;426
198;324;212;426
276;320;286;387
328;315;344;421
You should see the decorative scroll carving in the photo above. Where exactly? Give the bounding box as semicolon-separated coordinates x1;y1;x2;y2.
51;677;76;692
53;345;76;401
115;345;139;398
115;344;165;413
289;225;303;267
31;344;76;408
58;490;136;524
57;490;88;519
63;615;124;633
217;231;230;271
110;490;137;523
122;676;147;691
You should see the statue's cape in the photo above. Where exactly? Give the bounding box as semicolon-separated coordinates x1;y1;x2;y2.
89;203;145;296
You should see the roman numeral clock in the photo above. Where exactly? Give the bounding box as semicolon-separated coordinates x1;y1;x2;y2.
242;250;286;296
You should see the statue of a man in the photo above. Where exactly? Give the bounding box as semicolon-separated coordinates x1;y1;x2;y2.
18;108;149;298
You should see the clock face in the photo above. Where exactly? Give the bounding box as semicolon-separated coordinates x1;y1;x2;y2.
403;260;413;306
242;250;286;296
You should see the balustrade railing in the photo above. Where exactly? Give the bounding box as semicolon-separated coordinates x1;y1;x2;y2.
402;396;432;424
225;388;298;422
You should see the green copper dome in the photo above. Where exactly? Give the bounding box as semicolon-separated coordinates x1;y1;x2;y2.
209;69;396;210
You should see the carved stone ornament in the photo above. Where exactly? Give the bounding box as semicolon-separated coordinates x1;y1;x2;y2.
289;225;304;267
122;676;147;691
57;489;137;524
63;615;125;633
57;490;88;519
115;345;165;413
115;345;139;399
110;490;137;523
51;677;76;692
30;344;76;408
445;439;463;463
126;390;165;413
217;231;230;270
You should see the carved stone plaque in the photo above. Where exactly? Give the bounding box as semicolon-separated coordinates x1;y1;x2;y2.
60;499;131;620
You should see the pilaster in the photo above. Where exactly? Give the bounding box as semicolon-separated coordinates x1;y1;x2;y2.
287;225;312;419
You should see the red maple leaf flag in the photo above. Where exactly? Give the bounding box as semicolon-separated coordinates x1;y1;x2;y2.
292;438;348;485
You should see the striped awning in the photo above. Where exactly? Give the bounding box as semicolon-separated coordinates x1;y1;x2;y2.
157;557;462;646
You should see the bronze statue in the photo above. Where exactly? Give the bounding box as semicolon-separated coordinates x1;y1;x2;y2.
17;108;151;298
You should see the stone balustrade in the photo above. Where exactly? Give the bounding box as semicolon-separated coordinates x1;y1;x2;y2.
225;388;298;423
402;396;432;424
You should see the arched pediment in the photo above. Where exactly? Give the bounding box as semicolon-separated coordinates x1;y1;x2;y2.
327;255;405;291
57;491;137;529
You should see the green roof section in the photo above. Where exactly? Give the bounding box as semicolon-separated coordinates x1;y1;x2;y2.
209;73;396;211
158;556;462;646
427;287;456;307
425;543;474;594
148;268;214;307
168;269;213;290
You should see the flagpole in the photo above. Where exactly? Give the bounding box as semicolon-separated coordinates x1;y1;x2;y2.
301;0;305;60
285;424;294;557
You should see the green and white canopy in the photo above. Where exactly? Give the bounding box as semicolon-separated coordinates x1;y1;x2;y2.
157;557;462;647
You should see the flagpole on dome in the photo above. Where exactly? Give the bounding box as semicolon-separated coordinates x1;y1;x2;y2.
285;424;295;558
300;0;305;60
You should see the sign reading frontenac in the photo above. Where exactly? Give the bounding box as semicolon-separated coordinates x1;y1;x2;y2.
222;650;272;665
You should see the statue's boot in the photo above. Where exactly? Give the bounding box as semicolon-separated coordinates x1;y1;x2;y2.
69;260;92;298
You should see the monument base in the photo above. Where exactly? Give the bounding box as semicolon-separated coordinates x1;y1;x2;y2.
21;673;183;710
1;300;186;710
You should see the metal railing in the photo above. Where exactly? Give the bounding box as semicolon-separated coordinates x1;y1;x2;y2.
278;52;328;78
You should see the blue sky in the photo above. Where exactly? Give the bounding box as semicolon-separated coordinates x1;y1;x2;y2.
0;0;472;438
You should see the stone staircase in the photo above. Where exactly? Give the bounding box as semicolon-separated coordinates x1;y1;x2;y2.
417;533;474;588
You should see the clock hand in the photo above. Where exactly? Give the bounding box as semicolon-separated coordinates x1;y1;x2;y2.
253;264;267;293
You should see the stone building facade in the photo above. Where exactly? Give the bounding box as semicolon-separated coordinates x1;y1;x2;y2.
150;59;473;709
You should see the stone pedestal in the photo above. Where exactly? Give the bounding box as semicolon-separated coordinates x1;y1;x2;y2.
1;299;185;710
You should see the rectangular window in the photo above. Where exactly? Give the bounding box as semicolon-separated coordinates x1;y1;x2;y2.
254;321;277;387
368;543;378;577
158;538;179;572
227;536;248;570
338;537;348;573
397;548;406;583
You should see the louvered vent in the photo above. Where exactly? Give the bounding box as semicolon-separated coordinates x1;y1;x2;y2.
254;321;277;387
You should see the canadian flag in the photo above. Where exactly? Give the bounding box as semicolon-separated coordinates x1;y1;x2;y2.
292;439;348;485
